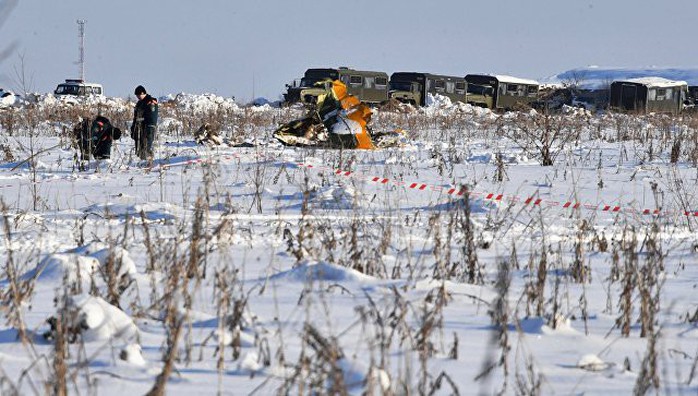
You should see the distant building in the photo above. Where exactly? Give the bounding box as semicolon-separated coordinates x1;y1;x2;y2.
609;77;687;115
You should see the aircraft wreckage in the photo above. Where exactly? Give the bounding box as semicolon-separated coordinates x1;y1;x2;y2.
274;80;405;149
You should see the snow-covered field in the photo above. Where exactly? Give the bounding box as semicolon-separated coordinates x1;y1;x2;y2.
0;94;697;395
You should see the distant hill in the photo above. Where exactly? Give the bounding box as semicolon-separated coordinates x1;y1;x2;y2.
547;67;698;89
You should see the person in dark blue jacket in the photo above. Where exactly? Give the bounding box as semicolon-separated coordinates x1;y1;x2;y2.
130;85;158;160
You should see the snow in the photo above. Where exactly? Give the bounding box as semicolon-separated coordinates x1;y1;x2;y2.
24;253;100;283
162;92;240;113
613;76;688;88
550;66;698;88
67;295;140;343
577;354;610;372
269;261;376;283
0;90;19;108
120;343;147;366
493;74;540;86
0;93;697;394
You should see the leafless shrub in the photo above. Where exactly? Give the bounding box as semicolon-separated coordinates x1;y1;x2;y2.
49;292;69;396
638;222;664;339
617;226;638;337
428;371;460;395
449;186;482;284
514;356;544;396
279;323;347;395
570;219;589;283
416;284;450;393
476;259;511;394
0;108;18;137
0;143;14;162
146;235;188;396
525;237;549;318
497;111;579;166
494;150;508;182
283;177;315;264
0;201;34;344
634;324;661;394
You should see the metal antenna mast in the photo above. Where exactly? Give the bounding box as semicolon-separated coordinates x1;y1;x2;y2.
77;19;86;81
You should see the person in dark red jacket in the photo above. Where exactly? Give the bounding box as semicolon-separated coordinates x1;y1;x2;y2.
130;85;158;160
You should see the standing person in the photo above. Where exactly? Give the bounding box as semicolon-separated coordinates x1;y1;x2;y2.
130;85;158;161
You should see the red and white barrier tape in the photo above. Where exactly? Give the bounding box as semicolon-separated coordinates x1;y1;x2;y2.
292;162;698;218
2;151;696;218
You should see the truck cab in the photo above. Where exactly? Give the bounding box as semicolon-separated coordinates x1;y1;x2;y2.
284;68;388;106
389;79;423;106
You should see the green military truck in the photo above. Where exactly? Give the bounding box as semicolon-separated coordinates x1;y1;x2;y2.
284;67;389;105
609;77;687;115
388;72;467;106
465;74;539;110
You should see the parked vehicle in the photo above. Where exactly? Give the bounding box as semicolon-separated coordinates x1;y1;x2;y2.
284;68;388;105
54;79;104;97
388;72;467;106
465;74;539;110
609;77;687;115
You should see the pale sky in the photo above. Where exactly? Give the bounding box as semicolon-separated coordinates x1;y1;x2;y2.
1;0;697;100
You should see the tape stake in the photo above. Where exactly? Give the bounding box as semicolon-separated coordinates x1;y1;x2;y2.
409;183;417;189
495;194;503;201
486;193;494;199
419;184;427;190
563;202;571;208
